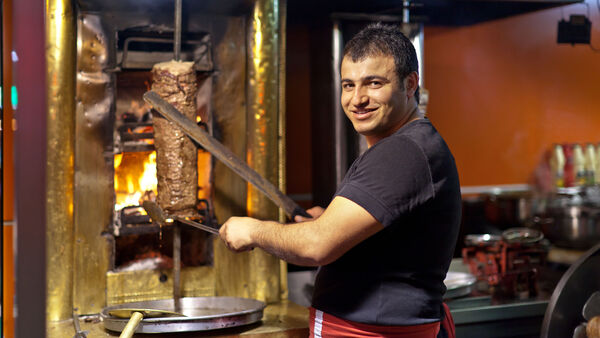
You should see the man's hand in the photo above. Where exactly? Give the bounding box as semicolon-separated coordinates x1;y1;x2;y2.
219;216;259;252
294;206;325;222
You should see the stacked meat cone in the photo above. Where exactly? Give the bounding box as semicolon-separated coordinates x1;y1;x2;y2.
151;61;198;218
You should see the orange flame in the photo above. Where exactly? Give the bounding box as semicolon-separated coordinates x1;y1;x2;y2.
114;151;157;212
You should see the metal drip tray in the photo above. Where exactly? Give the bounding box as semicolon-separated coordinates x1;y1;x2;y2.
101;296;266;333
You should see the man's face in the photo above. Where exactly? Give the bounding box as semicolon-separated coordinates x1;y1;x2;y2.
340;54;413;146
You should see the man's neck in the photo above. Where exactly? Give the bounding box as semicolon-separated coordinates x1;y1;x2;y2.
366;106;422;147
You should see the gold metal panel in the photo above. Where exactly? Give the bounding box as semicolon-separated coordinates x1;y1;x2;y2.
211;6;286;302
212;16;253;299
246;0;283;304
73;13;113;315
278;0;289;301
106;267;215;306
46;0;76;322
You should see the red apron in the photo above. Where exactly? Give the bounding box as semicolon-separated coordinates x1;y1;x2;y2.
309;306;455;338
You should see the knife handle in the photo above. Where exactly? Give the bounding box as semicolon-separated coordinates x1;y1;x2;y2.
291;206;312;220
119;311;143;338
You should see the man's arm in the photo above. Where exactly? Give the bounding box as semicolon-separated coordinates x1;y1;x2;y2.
219;196;384;266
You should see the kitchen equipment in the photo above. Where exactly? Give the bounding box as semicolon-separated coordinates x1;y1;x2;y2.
72;310;88;338
142;200;219;312
483;191;533;230
462;228;547;297
584;291;600;321
143;90;311;220
102;296;265;334
533;200;600;250
502;227;544;245
142;200;219;235
109;308;185;338
541;242;600;337
532;187;600;249
573;323;587;338
574;292;600;338
464;234;502;247
443;271;477;299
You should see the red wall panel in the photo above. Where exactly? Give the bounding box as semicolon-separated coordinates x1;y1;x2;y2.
424;1;600;186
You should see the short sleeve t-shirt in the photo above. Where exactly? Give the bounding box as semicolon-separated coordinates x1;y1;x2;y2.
311;118;461;326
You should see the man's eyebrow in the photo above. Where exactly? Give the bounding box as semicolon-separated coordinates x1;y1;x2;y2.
341;75;389;83
363;75;389;82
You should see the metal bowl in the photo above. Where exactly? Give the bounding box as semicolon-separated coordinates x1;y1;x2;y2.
534;205;600;250
502;227;544;245
444;271;477;299
464;234;502;247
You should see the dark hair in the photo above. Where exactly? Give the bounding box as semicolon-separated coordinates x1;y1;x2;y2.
343;23;420;103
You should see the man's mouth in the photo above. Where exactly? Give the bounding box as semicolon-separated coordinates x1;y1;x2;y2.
352;108;377;119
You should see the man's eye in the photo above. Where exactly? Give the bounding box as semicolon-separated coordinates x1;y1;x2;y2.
342;83;354;90
368;81;382;88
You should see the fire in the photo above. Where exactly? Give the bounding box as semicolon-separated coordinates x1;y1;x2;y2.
114;151;157;212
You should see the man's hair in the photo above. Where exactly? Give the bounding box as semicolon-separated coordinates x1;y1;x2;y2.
343;23;420;103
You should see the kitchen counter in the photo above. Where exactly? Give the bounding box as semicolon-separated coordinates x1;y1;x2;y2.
48;300;309;337
446;258;568;338
448;294;550;338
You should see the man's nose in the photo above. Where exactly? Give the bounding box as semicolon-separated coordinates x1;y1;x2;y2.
351;88;368;106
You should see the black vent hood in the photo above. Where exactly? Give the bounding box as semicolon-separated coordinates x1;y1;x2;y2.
77;0;255;16
76;0;582;26
287;0;582;26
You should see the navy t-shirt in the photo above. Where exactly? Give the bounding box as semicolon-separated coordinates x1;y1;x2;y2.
311;118;461;326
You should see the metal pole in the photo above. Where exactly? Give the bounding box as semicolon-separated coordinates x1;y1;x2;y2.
403;0;410;24
246;0;283;303
174;0;182;60
173;0;182;310
332;20;346;187
173;223;181;311
46;0;76;323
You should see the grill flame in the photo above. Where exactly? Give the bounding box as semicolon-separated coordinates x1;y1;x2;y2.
114;151;157;212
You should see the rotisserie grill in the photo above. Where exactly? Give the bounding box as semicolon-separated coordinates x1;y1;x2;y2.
42;1;295;334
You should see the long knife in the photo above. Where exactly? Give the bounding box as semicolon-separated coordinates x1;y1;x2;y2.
142;200;220;235
143;90;311;220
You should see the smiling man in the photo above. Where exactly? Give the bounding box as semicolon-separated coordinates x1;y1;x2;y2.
340;47;419;147
220;23;461;338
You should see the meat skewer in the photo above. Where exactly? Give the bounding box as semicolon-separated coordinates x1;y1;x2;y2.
151;59;197;311
151;60;198;219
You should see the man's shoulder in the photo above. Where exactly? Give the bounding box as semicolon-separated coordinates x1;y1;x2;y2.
393;119;450;154
369;119;437;153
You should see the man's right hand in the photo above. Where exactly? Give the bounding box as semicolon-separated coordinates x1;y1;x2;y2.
294;206;325;222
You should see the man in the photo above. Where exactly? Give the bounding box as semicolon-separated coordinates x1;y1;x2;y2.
220;23;461;337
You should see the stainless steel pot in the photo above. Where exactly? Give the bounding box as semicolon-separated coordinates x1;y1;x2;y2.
533;204;600;250
482;191;533;230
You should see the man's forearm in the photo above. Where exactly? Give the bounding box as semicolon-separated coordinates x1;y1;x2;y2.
252;220;324;266
220;197;383;267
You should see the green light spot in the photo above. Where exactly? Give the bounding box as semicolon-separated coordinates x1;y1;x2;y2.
11;85;18;110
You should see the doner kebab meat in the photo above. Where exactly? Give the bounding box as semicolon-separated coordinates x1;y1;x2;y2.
151;60;198;218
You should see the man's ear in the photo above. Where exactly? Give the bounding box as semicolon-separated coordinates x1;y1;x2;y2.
404;72;419;98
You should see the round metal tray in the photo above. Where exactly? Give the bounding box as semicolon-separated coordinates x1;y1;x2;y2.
101;296;265;333
444;271;477;299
